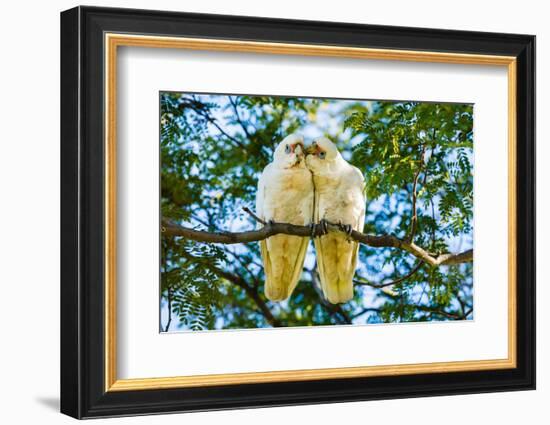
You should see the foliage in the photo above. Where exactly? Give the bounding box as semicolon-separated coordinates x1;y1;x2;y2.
160;93;474;331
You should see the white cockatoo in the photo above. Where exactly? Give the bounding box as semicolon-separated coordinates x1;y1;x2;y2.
305;137;366;304
256;134;314;302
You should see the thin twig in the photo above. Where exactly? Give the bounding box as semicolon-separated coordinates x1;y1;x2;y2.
163;287;173;332
414;305;462;319
184;96;246;149
354;261;423;288
180;250;283;327
350;304;462;320
243;207;266;225
351;307;383;320
224;247;261;287
229;96;252;139
407;144;426;242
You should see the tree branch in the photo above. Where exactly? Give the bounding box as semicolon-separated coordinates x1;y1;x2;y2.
183;96;246;149
163;287;173;332
223;248;262;288
242;206;266;225
351;307;382;320
229;96;253;140
407;144;426;242
354;261;423;288
414;305;463;319
352;304;463;321
179;250;283;327
162;216;473;267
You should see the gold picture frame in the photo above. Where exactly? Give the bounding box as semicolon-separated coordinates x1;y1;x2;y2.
104;34;517;392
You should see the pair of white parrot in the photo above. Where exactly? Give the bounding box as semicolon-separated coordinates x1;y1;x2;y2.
256;134;366;305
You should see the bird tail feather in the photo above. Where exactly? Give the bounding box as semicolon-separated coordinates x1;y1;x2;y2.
315;236;357;304
262;236;308;302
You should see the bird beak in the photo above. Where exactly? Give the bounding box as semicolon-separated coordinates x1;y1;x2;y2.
294;144;304;156
305;143;317;155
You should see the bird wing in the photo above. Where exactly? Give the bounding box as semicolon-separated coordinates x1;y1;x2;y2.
315;164;366;304
315;233;355;304
256;166;274;299
313;183;351;304
257;165;311;302
255;166;267;221
347;165;366;295
287;235;309;296
263;233;309;301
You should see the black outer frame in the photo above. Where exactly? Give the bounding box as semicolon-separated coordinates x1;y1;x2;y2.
60;5;536;419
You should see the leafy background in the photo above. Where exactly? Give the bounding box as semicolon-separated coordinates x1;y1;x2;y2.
160;92;474;331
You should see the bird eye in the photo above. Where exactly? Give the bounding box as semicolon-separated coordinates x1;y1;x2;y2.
285;144;291;154
319;151;326;159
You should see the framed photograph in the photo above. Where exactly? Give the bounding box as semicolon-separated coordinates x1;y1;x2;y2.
60;6;535;419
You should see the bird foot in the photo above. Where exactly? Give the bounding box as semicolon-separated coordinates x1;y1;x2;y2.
338;221;354;242
310;220;330;238
319;219;329;236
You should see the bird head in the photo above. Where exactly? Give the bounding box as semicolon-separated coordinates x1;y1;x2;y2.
305;136;340;172
273;134;306;169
